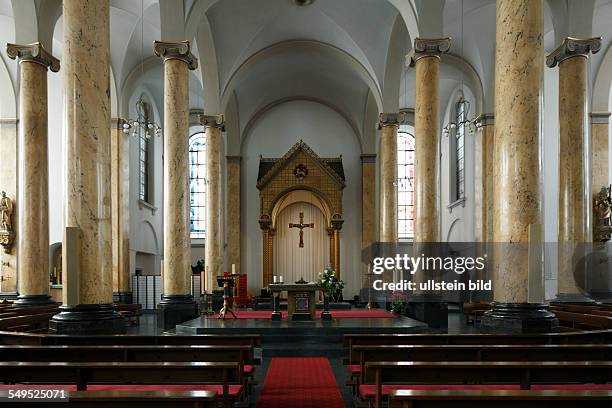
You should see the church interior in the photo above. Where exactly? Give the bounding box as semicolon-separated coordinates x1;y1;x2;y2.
1;0;612;406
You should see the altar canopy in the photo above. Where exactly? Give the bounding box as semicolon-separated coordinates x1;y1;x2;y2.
258;141;345;286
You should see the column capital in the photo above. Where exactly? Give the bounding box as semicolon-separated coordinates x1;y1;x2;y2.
200;114;225;131
6;42;60;72
591;112;611;124
546;37;602;68
407;37;451;67
377;112;406;129
153;40;198;70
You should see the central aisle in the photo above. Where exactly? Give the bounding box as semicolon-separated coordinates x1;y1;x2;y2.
256;357;345;407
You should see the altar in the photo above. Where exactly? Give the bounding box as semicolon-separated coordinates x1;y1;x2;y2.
268;283;331;321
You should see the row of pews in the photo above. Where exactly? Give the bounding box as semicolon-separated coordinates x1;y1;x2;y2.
0;331;261;407
0;301;60;332
343;331;612;408
0;301;142;332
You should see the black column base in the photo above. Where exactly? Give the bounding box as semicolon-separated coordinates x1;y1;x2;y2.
552;292;597;304
156;295;198;330
481;302;559;334
13;294;55;307
112;291;133;304
49;304;127;335
406;294;448;330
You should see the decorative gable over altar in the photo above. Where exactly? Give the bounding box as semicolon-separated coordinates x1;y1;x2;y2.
257;141;345;286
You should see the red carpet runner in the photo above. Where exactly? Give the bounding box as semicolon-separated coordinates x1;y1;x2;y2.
209;309;395;319
257;358;344;408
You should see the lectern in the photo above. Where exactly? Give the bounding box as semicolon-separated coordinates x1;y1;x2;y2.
216;275;237;320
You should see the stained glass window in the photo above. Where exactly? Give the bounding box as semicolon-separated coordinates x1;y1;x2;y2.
398;127;415;240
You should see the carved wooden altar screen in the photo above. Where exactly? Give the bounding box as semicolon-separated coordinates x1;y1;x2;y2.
257;141;345;286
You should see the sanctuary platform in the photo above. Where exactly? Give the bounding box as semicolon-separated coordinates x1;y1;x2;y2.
175;309;432;341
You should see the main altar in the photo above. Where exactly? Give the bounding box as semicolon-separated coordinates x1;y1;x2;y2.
268;283;331;321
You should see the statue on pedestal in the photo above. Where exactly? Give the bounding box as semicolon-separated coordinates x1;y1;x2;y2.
0;191;14;253
594;185;612;242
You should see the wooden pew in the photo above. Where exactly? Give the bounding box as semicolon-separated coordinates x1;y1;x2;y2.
352;344;612;385
0;344;257;395
552;310;612;330
114;304;142;326
388;390;612;408
40;333;262;348
0;312;56;332
0;361;242;407
363;361;612;408
0;389;218;408
343;331;612;366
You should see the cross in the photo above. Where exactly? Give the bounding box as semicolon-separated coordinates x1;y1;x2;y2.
289;212;314;248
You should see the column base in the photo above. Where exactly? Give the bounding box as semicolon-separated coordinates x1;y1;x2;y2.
406;294;448;330
13;294;55;306
112;291;133;304
481;303;559;334
49;303;127;335
552;292;597;304
156;295;198;330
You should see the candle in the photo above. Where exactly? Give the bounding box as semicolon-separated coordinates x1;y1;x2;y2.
232;264;236;275
273;275;277;283
280;275;283;283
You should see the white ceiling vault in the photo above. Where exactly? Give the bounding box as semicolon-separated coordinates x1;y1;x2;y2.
1;0;612;152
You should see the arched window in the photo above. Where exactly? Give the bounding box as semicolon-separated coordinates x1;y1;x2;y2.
454;99;466;200
138;100;152;203
189;133;206;238
398;126;415;240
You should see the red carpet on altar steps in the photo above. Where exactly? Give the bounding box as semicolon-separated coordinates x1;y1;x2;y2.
257;358;344;408
209;309;395;319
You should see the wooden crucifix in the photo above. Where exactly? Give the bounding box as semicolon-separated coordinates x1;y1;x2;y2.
289;212;314;248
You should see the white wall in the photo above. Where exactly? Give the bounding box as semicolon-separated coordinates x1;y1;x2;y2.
127;88;164;277
241;100;362;298
440;88;477;244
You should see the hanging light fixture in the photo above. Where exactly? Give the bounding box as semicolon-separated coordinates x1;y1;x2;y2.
123;98;162;138
122;0;161;139
442;0;479;137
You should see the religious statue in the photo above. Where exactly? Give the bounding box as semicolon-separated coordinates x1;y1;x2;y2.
0;191;14;253
594;185;612;242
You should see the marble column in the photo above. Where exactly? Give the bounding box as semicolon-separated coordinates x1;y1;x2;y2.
6;43;59;306
50;0;125;334
361;154;376;283
473;114;494;302
410;38;450;244
226;156;241;275
406;39;450;329
378;113;402;243
547;37;602;303
154;41;199;330
111;118;131;304
0;119;18;295
481;0;557;333
201;115;224;292
473;114;494;245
